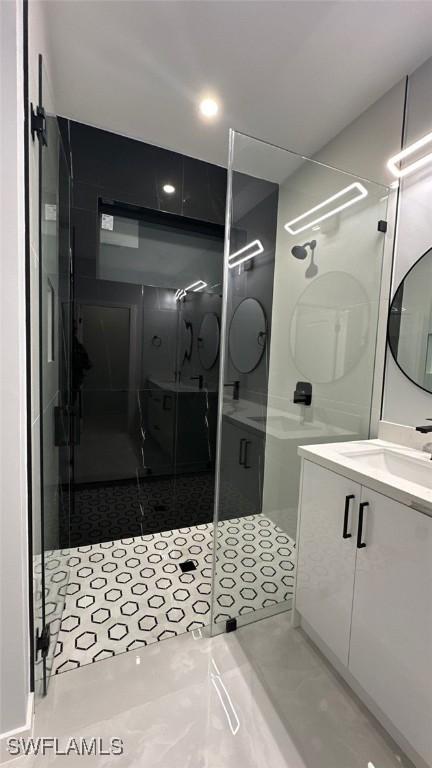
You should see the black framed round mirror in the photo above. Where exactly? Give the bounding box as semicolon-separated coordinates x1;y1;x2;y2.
388;246;432;394
197;313;220;370
180;320;193;363
229;297;267;373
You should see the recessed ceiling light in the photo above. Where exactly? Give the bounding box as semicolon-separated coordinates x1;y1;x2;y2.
163;184;175;194
199;97;219;119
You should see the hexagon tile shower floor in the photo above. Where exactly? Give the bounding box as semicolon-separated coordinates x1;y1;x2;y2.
47;514;296;673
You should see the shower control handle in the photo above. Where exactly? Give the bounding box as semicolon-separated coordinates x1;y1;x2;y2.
343;494;355;538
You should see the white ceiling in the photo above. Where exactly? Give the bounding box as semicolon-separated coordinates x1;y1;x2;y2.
41;0;432;168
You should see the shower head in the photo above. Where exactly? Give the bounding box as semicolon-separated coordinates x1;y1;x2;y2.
291;244;308;260
291;240;317;260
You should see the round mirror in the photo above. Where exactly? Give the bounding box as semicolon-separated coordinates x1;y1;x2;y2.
198;313;220;370
229;298;267;373
388;247;432;393
180;320;193;363
290;272;369;384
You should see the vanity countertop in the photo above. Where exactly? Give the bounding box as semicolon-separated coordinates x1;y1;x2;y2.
148;378;218;394
224;398;354;442
299;438;432;514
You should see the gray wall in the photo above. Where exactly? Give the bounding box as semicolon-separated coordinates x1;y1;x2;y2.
383;56;432;426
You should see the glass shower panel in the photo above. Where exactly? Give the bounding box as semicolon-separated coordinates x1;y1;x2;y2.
173;289;221;528
212;131;389;632
33;58;72;694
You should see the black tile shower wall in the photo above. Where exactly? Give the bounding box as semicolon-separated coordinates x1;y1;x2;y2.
61;119;226;223
59;118;228;546
57;118;227;281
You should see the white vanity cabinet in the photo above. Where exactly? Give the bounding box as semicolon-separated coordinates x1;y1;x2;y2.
296;459;432;767
295;460;360;665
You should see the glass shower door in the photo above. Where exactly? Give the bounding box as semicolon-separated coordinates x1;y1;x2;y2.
33;56;72;695
212;131;389;633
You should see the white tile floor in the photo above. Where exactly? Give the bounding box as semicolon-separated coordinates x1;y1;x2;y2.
13;613;412;768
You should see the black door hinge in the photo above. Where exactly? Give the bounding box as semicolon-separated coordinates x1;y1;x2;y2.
35;624;50;660
377;220;387;233
31;103;47;145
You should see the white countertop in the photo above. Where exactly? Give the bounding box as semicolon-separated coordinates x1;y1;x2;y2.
299;438;432;514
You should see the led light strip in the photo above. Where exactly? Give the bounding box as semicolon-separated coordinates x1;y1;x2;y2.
284;182;368;235
228;239;264;269
185;280;207;292
175;280;207;301
387;130;432;179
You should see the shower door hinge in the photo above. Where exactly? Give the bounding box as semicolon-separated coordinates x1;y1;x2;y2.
31;103;47;146
226;618;237;633
377;220;387;233
35;624;50;660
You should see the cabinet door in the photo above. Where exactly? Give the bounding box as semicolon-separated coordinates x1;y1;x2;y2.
349;489;432;765
219;419;265;520
242;433;265;513
296;461;360;665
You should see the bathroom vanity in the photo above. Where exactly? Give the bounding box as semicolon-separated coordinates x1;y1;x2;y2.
295;438;432;768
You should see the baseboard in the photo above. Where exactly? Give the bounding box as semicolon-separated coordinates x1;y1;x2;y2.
0;693;34;764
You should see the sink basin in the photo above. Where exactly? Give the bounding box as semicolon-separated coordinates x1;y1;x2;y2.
340;447;432;490
248;415;315;432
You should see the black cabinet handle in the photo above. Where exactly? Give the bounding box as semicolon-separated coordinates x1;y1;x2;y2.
343;494;355;538
239;438;246;466
357;501;369;549
163;394;172;411
244;440;252;469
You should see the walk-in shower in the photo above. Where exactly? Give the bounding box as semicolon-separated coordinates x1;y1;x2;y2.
32;81;388;694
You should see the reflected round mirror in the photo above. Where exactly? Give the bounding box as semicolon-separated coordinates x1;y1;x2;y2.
388;247;432;393
290;272;369;384
180;320;193;363
229;298;267;373
198;313;220;370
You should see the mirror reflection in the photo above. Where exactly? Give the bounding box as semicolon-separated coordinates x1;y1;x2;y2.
229;297;267;373
198;312;220;370
388;247;432;392
290;272;369;383
180;319;193;363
